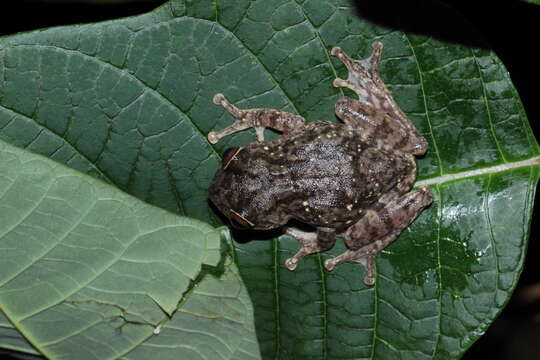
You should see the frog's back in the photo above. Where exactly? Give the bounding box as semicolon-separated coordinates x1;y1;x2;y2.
246;121;415;229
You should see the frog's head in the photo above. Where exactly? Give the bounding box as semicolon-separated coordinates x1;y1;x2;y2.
209;146;289;231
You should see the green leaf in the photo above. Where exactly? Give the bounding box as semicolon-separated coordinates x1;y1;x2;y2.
519;0;540;5
0;139;259;359
0;0;538;359
0;310;40;356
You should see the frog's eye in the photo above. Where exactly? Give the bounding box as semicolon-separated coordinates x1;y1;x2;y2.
221;147;243;169
229;209;254;229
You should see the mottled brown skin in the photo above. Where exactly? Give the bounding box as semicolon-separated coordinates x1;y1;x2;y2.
207;42;433;285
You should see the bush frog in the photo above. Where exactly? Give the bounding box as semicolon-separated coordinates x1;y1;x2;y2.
207;42;433;285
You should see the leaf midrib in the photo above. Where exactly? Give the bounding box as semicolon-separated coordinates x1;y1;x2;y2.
415;156;540;187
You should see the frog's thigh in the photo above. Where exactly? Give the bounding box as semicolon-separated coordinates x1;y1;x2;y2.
334;96;383;133
284;227;336;271
327;187;432;285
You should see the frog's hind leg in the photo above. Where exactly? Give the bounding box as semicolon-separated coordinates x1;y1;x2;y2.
331;42;385;103
284;227;336;271
325;187;433;285
208;93;305;144
331;42;428;156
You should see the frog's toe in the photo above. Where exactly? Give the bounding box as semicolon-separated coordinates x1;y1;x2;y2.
330;46;352;63
207;131;219;144
213;93;226;105
330;46;343;57
285;257;298;271
333;77;350;89
363;274;375;286
372;41;383;50
324;258;335;271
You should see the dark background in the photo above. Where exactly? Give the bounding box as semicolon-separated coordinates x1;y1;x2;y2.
0;0;538;359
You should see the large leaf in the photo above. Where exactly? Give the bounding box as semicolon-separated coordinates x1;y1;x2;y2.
0;0;538;359
0;139;259;359
520;0;540;5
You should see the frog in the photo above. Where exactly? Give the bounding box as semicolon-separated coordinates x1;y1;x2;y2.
207;41;433;285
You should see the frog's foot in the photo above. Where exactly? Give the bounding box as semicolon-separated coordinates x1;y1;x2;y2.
208;93;306;144
324;241;388;286
326;187;433;285
208;94;255;144
284;228;318;270
326;253;376;286
330;42;384;101
284;227;336;271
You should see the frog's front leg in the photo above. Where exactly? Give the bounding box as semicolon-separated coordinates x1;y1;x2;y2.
284;227;336;270
326;187;433;285
208;93;305;144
